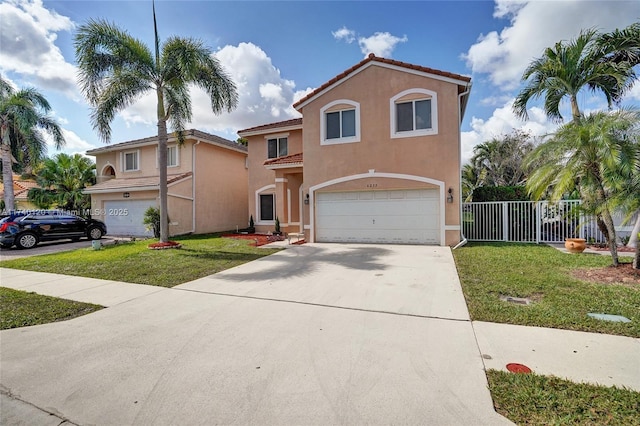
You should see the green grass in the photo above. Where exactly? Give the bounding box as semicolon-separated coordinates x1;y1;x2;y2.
487;370;640;425
0;234;280;287
452;243;639;337
0;287;103;330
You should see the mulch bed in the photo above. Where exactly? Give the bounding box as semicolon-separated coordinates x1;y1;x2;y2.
572;262;640;288
222;233;307;247
587;245;636;253
148;241;182;250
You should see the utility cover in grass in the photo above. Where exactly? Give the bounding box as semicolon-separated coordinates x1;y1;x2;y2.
587;313;631;323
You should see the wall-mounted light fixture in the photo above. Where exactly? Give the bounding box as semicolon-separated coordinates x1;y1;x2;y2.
447;187;453;203
304;193;310;205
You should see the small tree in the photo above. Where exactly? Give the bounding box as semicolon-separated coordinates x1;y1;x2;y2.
143;207;162;238
274;216;281;235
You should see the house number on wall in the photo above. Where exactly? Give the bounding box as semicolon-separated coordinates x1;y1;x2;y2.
366;183;378;188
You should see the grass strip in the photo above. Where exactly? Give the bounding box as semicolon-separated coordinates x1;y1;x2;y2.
487;369;640;425
453;243;639;337
0;287;103;330
0;234;280;288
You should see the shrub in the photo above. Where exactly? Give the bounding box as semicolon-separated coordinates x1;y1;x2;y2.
143;207;162;238
472;186;530;202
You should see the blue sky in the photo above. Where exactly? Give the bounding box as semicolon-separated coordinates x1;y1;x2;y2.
1;0;638;164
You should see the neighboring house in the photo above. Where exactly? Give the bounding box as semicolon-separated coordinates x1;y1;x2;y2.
85;129;248;237
239;54;471;246
0;176;40;211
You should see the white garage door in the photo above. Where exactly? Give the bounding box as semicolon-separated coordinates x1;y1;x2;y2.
316;189;440;245
104;200;156;237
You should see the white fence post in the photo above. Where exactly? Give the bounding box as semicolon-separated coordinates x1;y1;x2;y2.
535;201;541;244
502;202;508;242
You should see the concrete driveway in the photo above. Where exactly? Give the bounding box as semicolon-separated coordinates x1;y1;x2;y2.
0;244;510;425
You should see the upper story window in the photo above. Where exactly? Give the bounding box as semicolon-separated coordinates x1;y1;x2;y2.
321;100;360;145
123;150;139;172
390;89;438;139
167;145;178;167
267;136;288;159
155;145;179;168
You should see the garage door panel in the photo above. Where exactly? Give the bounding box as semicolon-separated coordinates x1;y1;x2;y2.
316;189;440;245
104;200;156;237
318;199;437;216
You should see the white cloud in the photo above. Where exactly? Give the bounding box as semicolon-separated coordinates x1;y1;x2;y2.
461;99;558;164
358;32;408;58
42;128;96;157
0;0;78;96
463;0;640;90
627;82;640;102
332;26;356;44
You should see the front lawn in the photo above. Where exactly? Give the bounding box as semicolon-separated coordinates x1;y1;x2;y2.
453;243;639;338
487;370;640;425
0;234;280;287
0;287;103;330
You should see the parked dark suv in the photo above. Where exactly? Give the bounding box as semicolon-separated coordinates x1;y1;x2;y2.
0;210;107;249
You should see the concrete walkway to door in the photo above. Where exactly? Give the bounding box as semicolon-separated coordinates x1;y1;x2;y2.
1;244;511;425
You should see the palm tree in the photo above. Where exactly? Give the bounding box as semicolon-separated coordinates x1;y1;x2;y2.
525;109;640;266
513;25;638;123
470;130;535;187
74;5;237;242
0;76;65;210
28;153;96;212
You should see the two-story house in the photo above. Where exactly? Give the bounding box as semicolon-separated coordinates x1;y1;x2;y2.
239;54;471;246
85;129;248;237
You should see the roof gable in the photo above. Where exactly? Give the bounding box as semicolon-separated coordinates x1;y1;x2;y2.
238;118;303;137
293;54;471;111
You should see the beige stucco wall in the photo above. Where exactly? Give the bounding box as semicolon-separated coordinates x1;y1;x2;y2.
299;65;463;246
193;143;248;234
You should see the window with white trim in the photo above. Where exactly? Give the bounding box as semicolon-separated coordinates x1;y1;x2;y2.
167;145;178;167
267;137;288;159
390;89;438;138
259;194;275;221
123;150;139;171
321;100;360;145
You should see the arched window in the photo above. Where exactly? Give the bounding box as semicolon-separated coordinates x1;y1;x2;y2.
320;99;360;145
390;88;438;138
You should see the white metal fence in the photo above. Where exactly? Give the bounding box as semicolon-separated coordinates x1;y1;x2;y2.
462;200;637;244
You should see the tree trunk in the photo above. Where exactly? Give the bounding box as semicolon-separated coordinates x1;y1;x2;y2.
596;214;609;243
626;212;640;248
157;119;169;243
1;127;15;211
570;96;581;123
601;208;619;266
634;243;639;270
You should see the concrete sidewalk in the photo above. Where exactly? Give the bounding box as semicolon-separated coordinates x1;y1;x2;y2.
474;321;640;392
0;267;167;307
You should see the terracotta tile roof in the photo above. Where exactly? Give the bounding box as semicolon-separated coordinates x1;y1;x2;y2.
264;152;303;166
86;129;246;155
0;178;40;200
238;118;303;135
293;53;471;109
84;172;192;193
